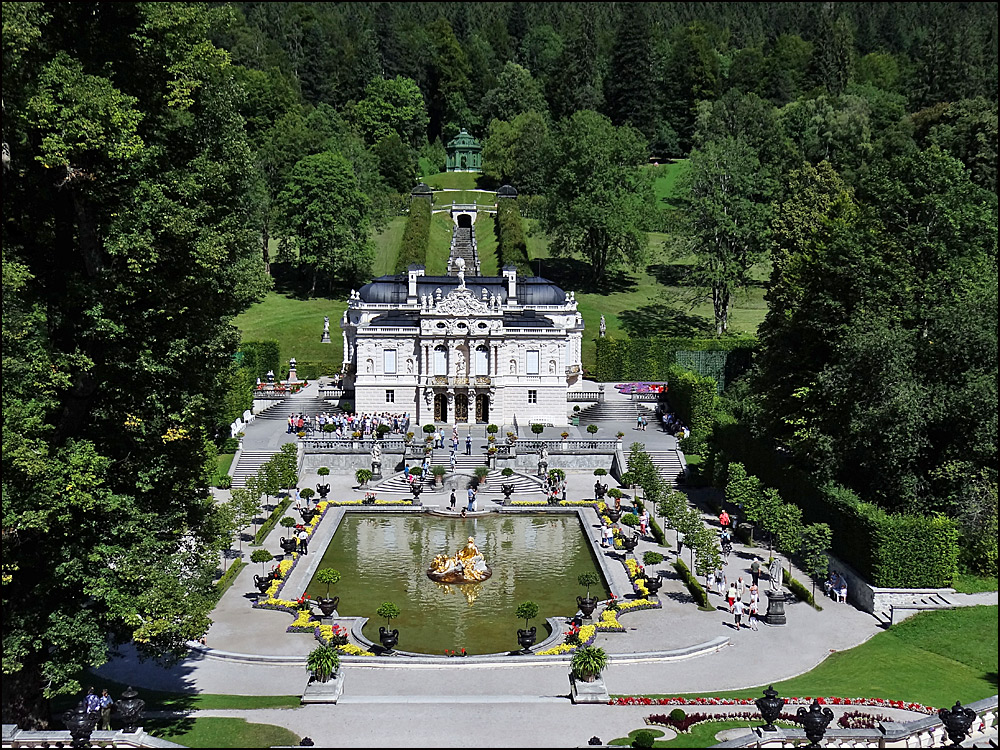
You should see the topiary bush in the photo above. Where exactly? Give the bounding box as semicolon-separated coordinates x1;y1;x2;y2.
531;423;545;435
632;730;656;749
620;512;640;527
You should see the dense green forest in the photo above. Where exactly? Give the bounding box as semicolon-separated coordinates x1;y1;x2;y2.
2;1;996;728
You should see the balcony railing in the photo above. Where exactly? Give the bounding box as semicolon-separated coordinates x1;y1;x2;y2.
301;437;407;453
567;391;602;402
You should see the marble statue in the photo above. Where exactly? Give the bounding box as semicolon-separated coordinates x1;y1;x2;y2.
427;536;492;583
538;446;549;476
455;256;467;289
769;556;784;591
370;442;382;476
599;314;607;337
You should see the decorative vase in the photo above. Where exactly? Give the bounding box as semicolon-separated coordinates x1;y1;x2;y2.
797;699;834;747
317;597;340;617
116;686;146;733
643;577;662;596
378;626;399;653
755;685;786;731
577;595;598;619
253;575;272;595
516;626;537;654
279;537;298;556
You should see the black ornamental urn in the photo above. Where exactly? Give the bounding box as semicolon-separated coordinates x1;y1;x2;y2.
797;699;834;747
279;536;298;556
642;576;662;596
939;701;978;747
317;596;340;618
755;685;786;732
62;701;97;748
577;595;599;619
621;532;640;554
516;626;537;654
116;686;146;733
316;482;330;499
378;626;399;654
253;574;272;595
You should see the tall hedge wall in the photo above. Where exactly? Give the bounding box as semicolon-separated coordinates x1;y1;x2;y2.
495;199;531;274
595;336;756;392
395;197;431;273
238;340;281;380
665;365;716;445
713;423;959;587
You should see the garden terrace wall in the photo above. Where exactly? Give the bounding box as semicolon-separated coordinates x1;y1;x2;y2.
713;423;959;588
596;336;756;392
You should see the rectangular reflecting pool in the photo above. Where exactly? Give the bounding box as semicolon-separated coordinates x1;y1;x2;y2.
306;513;608;655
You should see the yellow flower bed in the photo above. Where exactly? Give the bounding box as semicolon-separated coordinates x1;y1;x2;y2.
618;598;657;612
579;624;596;642
337;643;373;656
625;558;642;579
600;610;621;627
326;499;412;506
278;558;294;577
635;579;649;596
290;611;320;629
537;643;575;655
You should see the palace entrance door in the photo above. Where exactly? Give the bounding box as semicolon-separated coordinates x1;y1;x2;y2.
475;394;489;423
434;393;448;422
455;394;469;422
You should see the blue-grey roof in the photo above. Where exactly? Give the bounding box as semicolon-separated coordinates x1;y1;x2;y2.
358;275;566;307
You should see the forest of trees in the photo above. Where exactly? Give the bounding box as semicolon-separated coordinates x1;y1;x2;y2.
2;1;997;728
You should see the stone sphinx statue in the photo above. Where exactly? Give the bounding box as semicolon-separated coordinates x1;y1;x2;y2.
427;536;492;584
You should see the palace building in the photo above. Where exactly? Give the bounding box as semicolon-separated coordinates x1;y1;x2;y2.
340;199;584;425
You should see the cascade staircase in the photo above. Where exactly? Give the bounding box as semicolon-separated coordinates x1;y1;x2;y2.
256;396;343;422
230;450;278;489
370;461;544;497
447;225;481;276
874;590;960;627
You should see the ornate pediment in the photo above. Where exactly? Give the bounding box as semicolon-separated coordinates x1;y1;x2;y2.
434;288;492;316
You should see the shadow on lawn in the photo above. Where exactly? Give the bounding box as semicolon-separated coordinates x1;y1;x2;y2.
619;302;713;338
533;257;638;295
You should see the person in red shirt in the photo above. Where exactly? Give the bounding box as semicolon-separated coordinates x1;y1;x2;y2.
719;510;730;529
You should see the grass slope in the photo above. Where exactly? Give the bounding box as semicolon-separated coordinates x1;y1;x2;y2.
476;212;499;276
150;717;299;748
649;159;691;207
422;171;481;190
426;211;455;275
234;293;345;372
630;606;998;711
372;215;407;276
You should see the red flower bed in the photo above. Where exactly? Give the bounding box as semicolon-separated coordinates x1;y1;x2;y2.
611;696;936;714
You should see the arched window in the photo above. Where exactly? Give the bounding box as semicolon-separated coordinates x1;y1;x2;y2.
475;345;489;376
434;346;448;376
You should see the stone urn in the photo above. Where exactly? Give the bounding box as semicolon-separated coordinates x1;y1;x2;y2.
606;508;621;524
501;483;515;504
316;483;330;499
755;685;786;732
317;596;340;617
62;701;97;747
797;699;834;747
279;536;298;556
642;576;662;596
577;595;599;619
299;508;317;524
620;532;639;554
116;686;146;733
378;627;399;654
253;574;273;595
516;626;537;654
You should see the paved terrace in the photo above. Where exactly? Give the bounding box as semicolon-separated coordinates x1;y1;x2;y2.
95;382;998;747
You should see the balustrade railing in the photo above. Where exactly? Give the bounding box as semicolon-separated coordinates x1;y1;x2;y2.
301;438;407;453
515;439;620;452
318;387;345;399
567;391;601;402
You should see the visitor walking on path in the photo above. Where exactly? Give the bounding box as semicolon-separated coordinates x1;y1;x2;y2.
465;435;472;455
716;567;727;597
718;509;730;529
450;490;457;511
99;688;114;730
726;583;738;613
748;599;759;631
734;600;743;630
751;557;761;587
735;576;746;603
297;528;309;555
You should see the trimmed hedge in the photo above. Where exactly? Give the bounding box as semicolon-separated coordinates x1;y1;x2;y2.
214;560;247;602
395;197;431;273
495;199;531;274
784;567;821;610
714;423;959;587
253;498;292;546
595;336;756;392
668;365;717;451
673;559;712;610
238;340;281;380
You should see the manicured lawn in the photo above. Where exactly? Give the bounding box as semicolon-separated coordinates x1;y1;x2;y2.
234;293;345;374
952;572;998;594
149;717;299;748
432;189;496;206
476;212;499;276
372;215;407;276
622;606;998;711
422;171;481;190
610;720;797;748
213;452;235;484
426;211;455;275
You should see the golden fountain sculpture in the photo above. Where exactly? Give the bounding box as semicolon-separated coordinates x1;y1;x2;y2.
427;537;492;584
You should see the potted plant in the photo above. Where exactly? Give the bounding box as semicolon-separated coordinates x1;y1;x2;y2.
560;431;570;440
505;431;517;444
375;601;401;653
409;466;423;478
431;465;447;486
306;644;341;683
515;601;539;654
316;468;331;499
422;424;437;436
487;434;496;443
250;549;274;594
278;517;298;555
473;466;490;487
299;487;316;510
577;572;602;619
322;423;337;433
376;424;390;440
616;431;625;440
501;467;514;478
405;432;415;445
355;468;373;487
486;424;499;436
593;468;607;476
587;424;599;435
314;568;341;616
531;423;545;436
570;646;608;683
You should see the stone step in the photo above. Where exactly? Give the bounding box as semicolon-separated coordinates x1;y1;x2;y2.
577;403;657;422
230;450;279;488
647;450;686;487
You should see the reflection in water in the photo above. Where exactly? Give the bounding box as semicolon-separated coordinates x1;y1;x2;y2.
308;515;607;655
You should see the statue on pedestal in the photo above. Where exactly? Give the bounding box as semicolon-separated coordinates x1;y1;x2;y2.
769;556;784;591
370;442;382;478
321;316;331;343
599;315;607;337
538;446;549;477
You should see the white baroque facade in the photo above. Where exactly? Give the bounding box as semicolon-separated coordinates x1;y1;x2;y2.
342;265;584;426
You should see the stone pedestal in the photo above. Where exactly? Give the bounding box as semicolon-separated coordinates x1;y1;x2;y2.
765;590;787;625
301;673;345;704
321;332;331;344
570;675;610;704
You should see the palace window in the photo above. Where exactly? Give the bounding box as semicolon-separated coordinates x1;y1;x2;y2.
385;390;395;403
384;349;397;374
527;390;537;404
526;350;540;375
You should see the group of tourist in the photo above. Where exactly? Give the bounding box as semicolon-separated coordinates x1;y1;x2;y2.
288;411;413;437
82;687;115;730
708;568;762;632
825;570;849;603
660;410;691;438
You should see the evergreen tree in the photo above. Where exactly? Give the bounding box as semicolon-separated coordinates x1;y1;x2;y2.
605;2;659;142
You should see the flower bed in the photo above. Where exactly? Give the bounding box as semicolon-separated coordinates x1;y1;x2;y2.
510;500;602;507
537;623;597;655
325;499;413;506
610;696;937;714
596;609;625;632
645;710;892;732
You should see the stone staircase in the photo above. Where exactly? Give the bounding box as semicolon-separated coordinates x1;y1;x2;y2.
230;450;278;488
874;590;960;627
647;449;687;487
448;226;480;276
370;465;544;497
576;401;657;423
256;396;343;422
